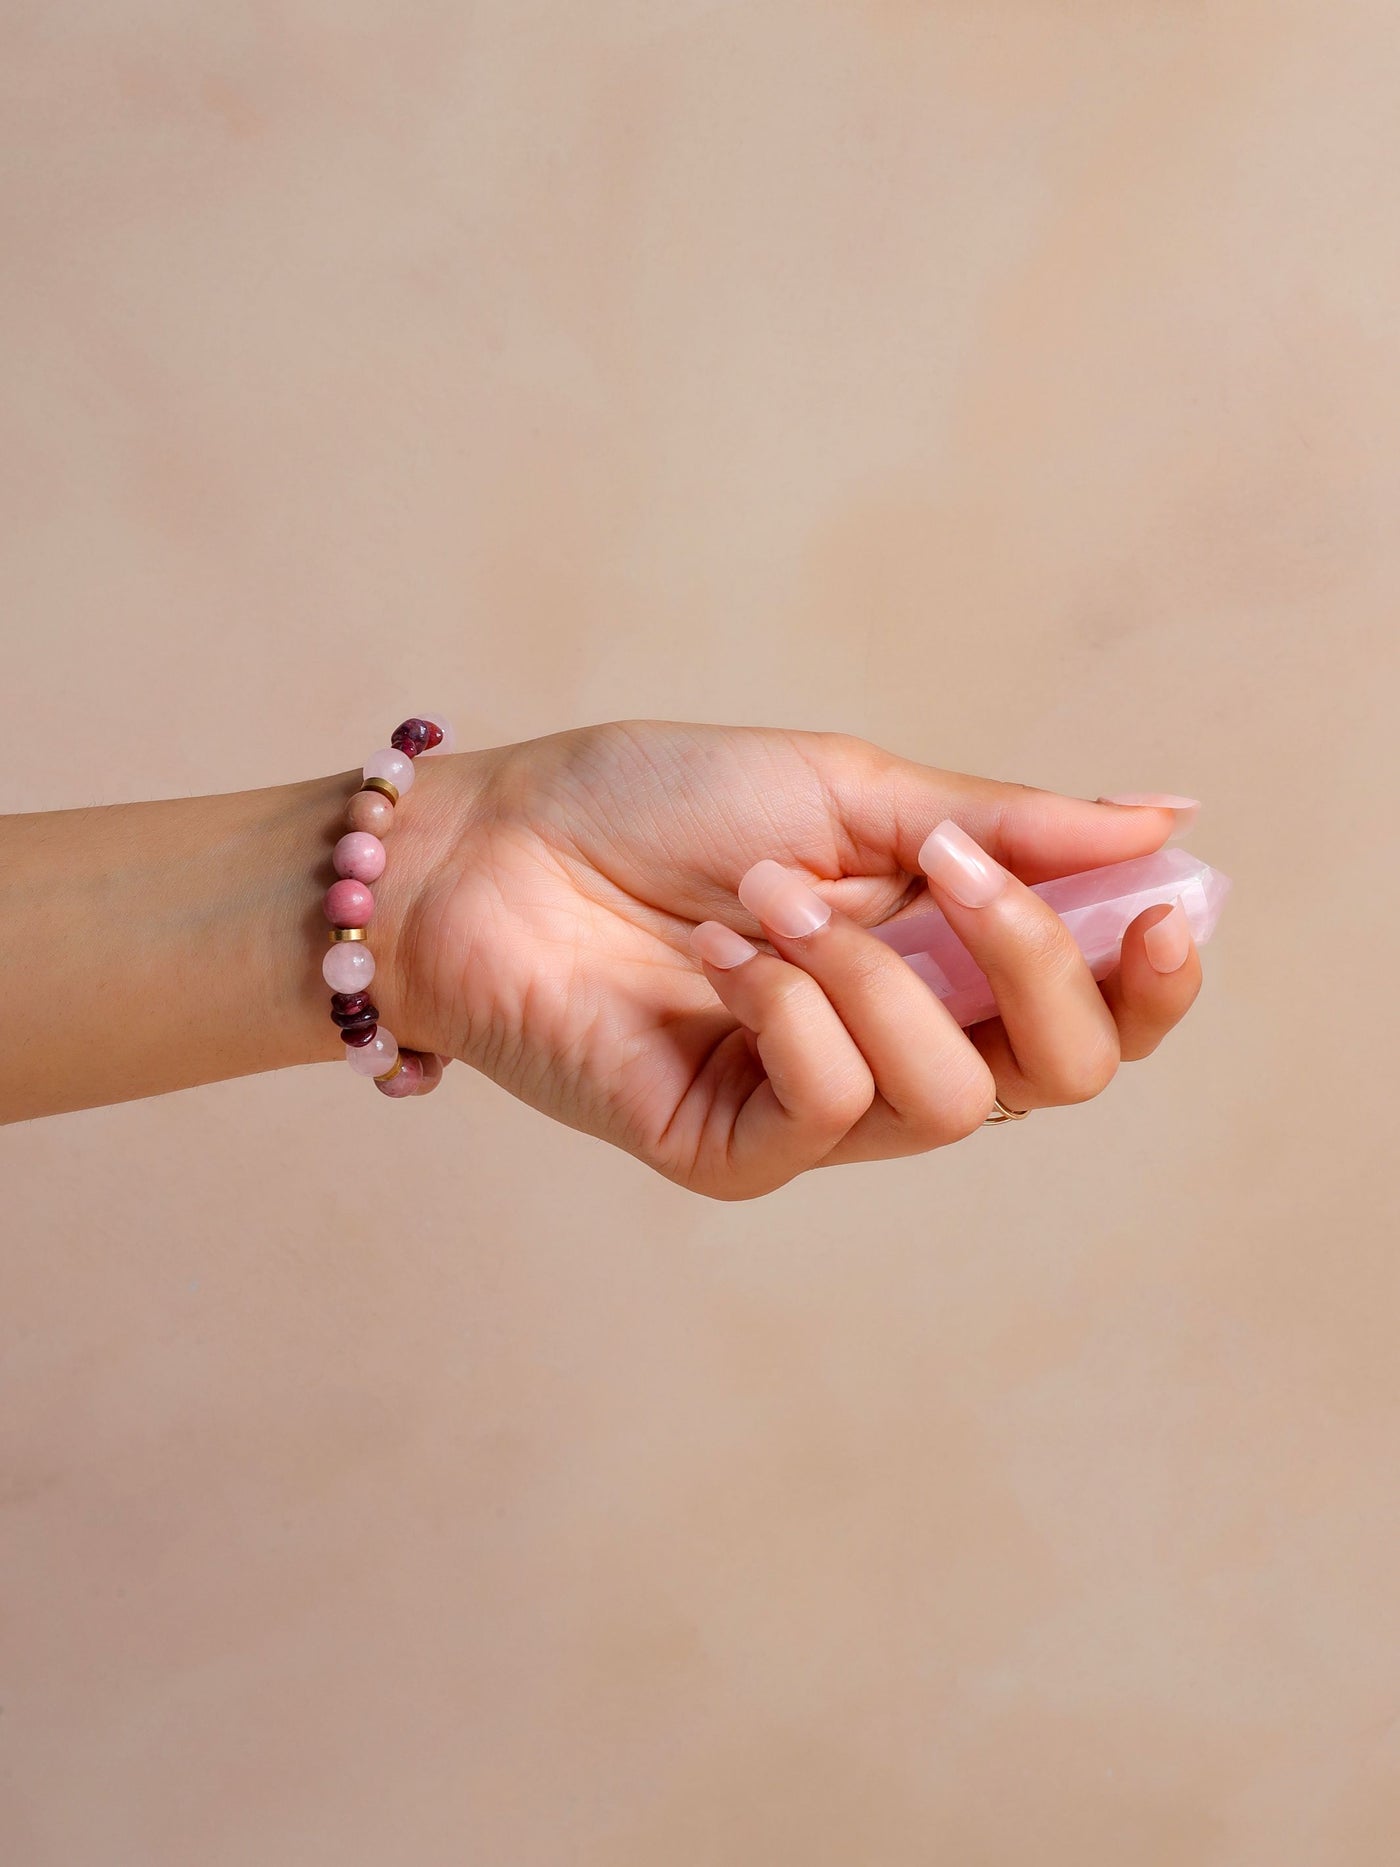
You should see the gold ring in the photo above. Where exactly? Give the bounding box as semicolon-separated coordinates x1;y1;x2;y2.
983;1094;1029;1124
361;776;399;805
328;927;368;942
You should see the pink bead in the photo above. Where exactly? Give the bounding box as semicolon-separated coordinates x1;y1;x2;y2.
363;748;415;796
322;942;376;994
347;1026;399;1077
420;713;455;755
332;831;386;883
375;1052;424;1097
322;878;374;928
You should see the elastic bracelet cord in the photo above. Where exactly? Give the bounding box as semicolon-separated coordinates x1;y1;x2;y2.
320;713;454;1099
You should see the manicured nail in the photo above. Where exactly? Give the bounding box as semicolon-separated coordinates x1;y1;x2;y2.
1098;791;1200;815
917;819;1008;909
690;920;760;969
1143;898;1192;972
736;858;832;937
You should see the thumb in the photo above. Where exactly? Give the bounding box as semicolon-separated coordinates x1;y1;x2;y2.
822;740;1197;886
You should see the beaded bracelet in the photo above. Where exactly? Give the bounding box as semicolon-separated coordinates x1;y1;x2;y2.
320;713;454;1098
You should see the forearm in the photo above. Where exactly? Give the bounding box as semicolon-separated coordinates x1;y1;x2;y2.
0;762;472;1124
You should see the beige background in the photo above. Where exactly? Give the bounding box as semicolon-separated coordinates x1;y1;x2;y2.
3;3;1399;1861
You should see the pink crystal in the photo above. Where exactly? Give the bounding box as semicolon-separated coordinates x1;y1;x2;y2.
869;846;1232;1028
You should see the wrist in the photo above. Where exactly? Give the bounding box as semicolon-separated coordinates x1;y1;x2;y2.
345;747;496;1065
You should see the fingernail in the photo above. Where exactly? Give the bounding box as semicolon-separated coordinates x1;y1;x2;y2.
1144;898;1192;972
1098;791;1200;816
736;858;832;937
916;819;1008;909
690;920;760;969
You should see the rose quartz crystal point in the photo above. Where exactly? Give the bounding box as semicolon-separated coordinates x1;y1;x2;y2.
870;846;1232;1029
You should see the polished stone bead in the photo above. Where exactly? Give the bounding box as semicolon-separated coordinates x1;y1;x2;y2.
391;718;432;758
341;1023;378;1046
332;831;386;884
322;878;374;928
347;1026;398;1077
334;1006;379;1035
330;991;372;1019
345;789;394;837
330;997;378;1027
362;748;415;796
322;941;375;994
420;714;453;754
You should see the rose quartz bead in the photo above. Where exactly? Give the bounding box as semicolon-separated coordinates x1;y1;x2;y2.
322;878;374;928
322;941;376;994
345;789;394;837
347;1026;398;1077
363;748;415;796
374;1052;424;1097
420;713;455;755
332;831;386;883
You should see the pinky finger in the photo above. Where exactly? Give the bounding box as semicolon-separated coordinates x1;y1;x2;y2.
1098;898;1203;1062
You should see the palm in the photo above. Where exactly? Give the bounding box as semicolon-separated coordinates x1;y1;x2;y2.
415;721;923;1181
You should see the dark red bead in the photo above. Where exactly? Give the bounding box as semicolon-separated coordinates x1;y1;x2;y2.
330;991;372;1019
333;1005;379;1032
391;718;432;759
419;719;444;750
341;1023;378;1047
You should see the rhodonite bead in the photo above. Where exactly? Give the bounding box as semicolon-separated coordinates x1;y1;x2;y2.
323;941;375;994
347;1026;398;1077
374;1052;424;1097
420;714;453;754
345;789;394;837
322;878;374;928
330;990;373;1020
341;1022;378;1046
363;748;415;796
332;830;386;883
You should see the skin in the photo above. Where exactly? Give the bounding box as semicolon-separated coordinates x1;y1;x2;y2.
0;720;1202;1199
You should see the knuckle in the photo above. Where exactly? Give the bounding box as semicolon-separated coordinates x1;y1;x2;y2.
1017;908;1082;980
901;1065;997;1147
1049;1035;1120;1105
940;1071;1000;1141
819;1060;877;1130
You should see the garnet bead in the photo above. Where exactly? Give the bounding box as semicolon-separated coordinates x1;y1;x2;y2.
391;718;432;757
419;718;445;751
335;1008;379;1036
341;1023;379;1046
330;991;371;1017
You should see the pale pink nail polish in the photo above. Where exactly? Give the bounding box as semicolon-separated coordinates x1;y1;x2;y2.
1143;897;1192;972
690;920;760;969
916;820;1008;909
1098;792;1201;812
736;859;832;937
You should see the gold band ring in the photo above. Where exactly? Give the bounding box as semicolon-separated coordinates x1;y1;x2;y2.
983;1094;1030;1124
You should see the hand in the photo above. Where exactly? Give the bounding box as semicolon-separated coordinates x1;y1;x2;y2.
387;721;1203;1200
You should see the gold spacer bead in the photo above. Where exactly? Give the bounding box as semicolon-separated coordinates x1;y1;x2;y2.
361;776;399;805
374;1055;405;1083
329;927;368;943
